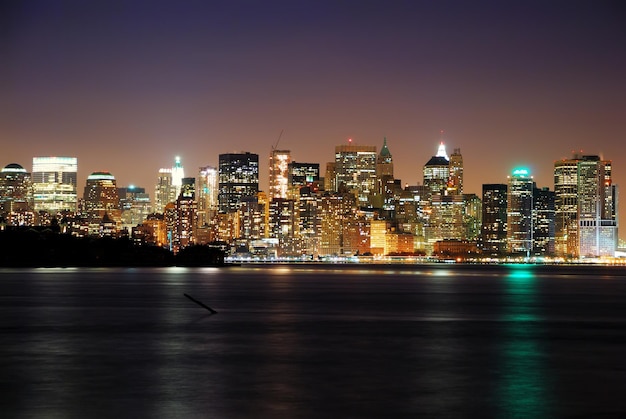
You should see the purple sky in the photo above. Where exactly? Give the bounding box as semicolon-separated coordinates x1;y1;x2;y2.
2;0;625;234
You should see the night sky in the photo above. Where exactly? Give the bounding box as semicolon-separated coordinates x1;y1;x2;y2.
2;1;625;218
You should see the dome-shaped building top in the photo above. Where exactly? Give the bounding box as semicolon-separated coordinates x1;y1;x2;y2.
2;163;27;173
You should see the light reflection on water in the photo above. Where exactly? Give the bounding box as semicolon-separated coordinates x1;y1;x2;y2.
2;265;626;418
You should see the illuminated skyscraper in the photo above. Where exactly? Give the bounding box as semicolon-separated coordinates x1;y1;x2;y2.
375;137;395;212
334;141;377;206
554;156;582;256
577;156;617;257
173;177;197;252
83;172;121;222
481;184;507;256
269;149;291;201
119;185;151;229
197;166;219;226
218;152;259;213
423;143;450;198
0;163;33;220
448;148;463;195
172;156;185;197
154;157;185;214
533;187;555;255
554;154;618;257
507;168;534;255
288;162;320;190
32;157;78;213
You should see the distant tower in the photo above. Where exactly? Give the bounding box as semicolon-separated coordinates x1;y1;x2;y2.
507;168;534;255
481;184;508;256
533;186;555;255
32;157;78;213
269;149;291;201
218;152;259;213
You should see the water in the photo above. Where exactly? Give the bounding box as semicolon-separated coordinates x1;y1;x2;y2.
1;264;626;418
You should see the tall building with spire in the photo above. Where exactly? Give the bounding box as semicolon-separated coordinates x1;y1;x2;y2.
154;157;184;214
423;143;450;199
375;137;395;211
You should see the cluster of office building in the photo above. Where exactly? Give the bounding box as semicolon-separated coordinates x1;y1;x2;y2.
0;138;619;260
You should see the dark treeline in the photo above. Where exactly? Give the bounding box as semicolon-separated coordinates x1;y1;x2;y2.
0;228;225;267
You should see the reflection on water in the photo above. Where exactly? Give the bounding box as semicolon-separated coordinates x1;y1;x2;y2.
2;265;626;417
498;265;553;418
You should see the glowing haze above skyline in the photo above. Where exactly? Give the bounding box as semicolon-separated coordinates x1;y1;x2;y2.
2;1;625;207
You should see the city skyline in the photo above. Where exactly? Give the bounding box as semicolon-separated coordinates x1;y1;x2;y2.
2;1;625;209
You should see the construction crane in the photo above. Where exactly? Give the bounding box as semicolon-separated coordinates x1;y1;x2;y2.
272;129;284;151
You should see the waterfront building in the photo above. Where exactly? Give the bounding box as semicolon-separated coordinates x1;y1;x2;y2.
218;152;259;213
554;154;618;258
554;156;582;256
577;156;617;257
319;192;356;256
507;169;534;255
268;197;300;256
481;184;508;256
32;156;78;214
533;187;555;255
463;193;482;241
298;186;321;257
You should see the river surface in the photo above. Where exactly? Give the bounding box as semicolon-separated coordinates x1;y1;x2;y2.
1;263;626;418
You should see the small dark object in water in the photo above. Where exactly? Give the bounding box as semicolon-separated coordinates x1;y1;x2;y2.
184;293;218;314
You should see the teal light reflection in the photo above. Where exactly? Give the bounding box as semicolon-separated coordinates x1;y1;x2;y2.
497;265;553;419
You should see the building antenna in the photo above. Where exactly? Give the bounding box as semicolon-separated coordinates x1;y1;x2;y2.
272;129;284;151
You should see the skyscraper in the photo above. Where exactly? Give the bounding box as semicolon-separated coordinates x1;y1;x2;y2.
507;168;534;255
0;163;33;221
197;166;219;226
154;168;174;214
269;149;291;201
334;141;377;206
218;152;259;213
448;148;463;195
481;184;508;256
577;156;617;257
83;171;121;222
173;177;197;252
554;154;618;258
423;143;450;198
32;157;78;213
155;157;185;214
533;186;555;255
